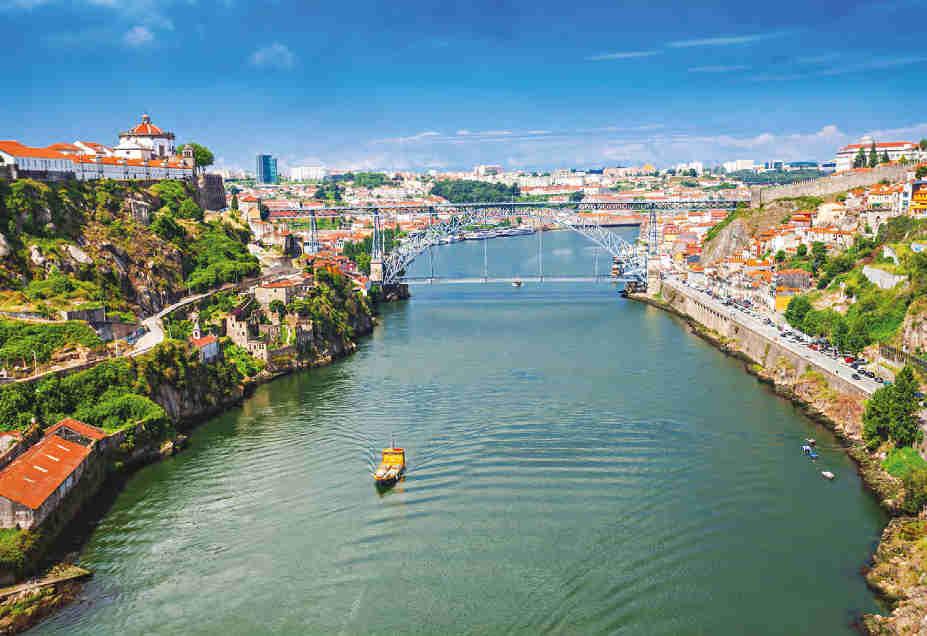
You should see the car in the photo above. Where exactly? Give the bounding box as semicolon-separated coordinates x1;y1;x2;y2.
844;356;855;363
852;373;861;380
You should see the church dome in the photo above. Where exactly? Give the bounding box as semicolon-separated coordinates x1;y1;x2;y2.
127;114;165;136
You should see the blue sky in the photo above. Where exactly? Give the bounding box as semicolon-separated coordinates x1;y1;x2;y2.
2;0;926;171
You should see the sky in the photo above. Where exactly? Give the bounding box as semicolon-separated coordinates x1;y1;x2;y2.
2;0;927;172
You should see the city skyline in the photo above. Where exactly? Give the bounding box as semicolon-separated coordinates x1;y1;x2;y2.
2;0;926;171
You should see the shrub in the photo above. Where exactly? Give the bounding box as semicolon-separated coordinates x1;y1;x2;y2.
883;446;927;479
901;467;927;515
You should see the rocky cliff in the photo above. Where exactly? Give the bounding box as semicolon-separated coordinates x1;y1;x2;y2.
0;178;238;317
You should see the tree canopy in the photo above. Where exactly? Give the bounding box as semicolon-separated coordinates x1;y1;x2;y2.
430;179;519;203
863;365;922;449
180;142;214;169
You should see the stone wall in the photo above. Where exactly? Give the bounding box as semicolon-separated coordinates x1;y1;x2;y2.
660;279;869;399
196;173;227;212
750;164;909;207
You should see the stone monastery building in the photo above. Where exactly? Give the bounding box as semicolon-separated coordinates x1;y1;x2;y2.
0;114;195;182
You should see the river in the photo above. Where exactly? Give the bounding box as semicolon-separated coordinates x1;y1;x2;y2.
32;229;887;635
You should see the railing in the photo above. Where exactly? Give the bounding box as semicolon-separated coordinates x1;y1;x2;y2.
880;345;927;375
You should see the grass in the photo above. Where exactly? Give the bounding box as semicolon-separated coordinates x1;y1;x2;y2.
0;529;38;574
882;447;927;479
0;319;101;364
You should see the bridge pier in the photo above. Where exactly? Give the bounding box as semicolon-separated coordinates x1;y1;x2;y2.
375;283;409;302
369;258;384;284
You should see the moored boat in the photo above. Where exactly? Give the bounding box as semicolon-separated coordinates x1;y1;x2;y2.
512;280;522;288
374;445;406;487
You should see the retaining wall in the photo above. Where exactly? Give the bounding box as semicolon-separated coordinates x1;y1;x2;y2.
661;279;869;399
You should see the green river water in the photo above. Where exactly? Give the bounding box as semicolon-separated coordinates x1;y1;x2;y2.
32;229;887;635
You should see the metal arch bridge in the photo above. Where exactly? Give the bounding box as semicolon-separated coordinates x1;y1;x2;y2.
276;198;744;218
366;204;649;286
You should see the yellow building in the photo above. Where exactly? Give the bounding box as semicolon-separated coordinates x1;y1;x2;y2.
910;181;927;216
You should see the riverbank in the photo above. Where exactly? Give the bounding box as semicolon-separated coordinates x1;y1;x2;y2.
629;286;926;633
0;290;378;635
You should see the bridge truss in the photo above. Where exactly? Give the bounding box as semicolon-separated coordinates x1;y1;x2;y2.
372;205;648;286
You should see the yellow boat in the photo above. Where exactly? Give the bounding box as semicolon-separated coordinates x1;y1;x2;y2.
373;445;405;487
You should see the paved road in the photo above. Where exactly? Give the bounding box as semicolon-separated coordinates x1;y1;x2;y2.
664;278;881;396
131;266;296;356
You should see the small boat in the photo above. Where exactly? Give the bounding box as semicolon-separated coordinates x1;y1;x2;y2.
373;443;405;487
805;438;817;447
821;471;835;480
512;280;522;288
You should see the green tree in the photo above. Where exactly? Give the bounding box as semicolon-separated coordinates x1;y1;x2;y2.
920;139;927;151
180;143;214;172
880;150;890;164
853;148;867;169
869;142;879;168
890;366;922;447
178;198;203;221
917;166;927;180
863;366;923;449
785;295;812;328
269;299;286;319
775;250;786;263
568;191;584;203
863;384;895;449
796;244;808;258
810;241;827;274
230;193;239;210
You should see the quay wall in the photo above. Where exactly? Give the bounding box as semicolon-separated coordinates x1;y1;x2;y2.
751;164;908;207
659;279;869;399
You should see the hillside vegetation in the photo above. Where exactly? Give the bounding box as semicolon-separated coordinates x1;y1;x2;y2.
0;178;255;317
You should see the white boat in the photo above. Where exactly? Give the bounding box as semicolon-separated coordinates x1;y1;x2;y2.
821;471;835;480
512;280;522;288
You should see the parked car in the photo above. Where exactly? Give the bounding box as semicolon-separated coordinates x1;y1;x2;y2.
852;373;861;380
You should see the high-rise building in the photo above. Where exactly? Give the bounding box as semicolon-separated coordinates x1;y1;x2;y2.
256;154;278;184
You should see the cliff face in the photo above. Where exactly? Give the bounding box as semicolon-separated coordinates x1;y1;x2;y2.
702;197;828;263
899;298;927;355
864;518;927;635
702;217;751;263
0;178;233;317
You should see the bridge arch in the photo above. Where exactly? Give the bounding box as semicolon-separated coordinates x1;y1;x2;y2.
372;205;647;286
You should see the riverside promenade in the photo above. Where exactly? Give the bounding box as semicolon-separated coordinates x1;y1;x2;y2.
659;277;881;397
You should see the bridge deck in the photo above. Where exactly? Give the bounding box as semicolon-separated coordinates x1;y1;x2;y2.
401;276;623;285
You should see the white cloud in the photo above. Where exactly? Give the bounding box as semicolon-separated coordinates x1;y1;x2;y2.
122;25;153;46
249;42;296;70
668;31;789;48
689;65;749;73
752;55;926;81
585;50;661;61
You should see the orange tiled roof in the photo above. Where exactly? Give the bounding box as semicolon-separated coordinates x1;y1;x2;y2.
0;141;69;160
0;419;103;510
190;334;218;348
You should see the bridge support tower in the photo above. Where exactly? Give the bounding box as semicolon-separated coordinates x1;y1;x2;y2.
370;209;385;284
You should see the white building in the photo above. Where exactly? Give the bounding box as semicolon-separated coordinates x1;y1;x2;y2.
113;114;177;160
674;161;704;175
0;114;194;182
834;136;918;172
722;159;755;173
289;165;328;181
474;164;503;177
